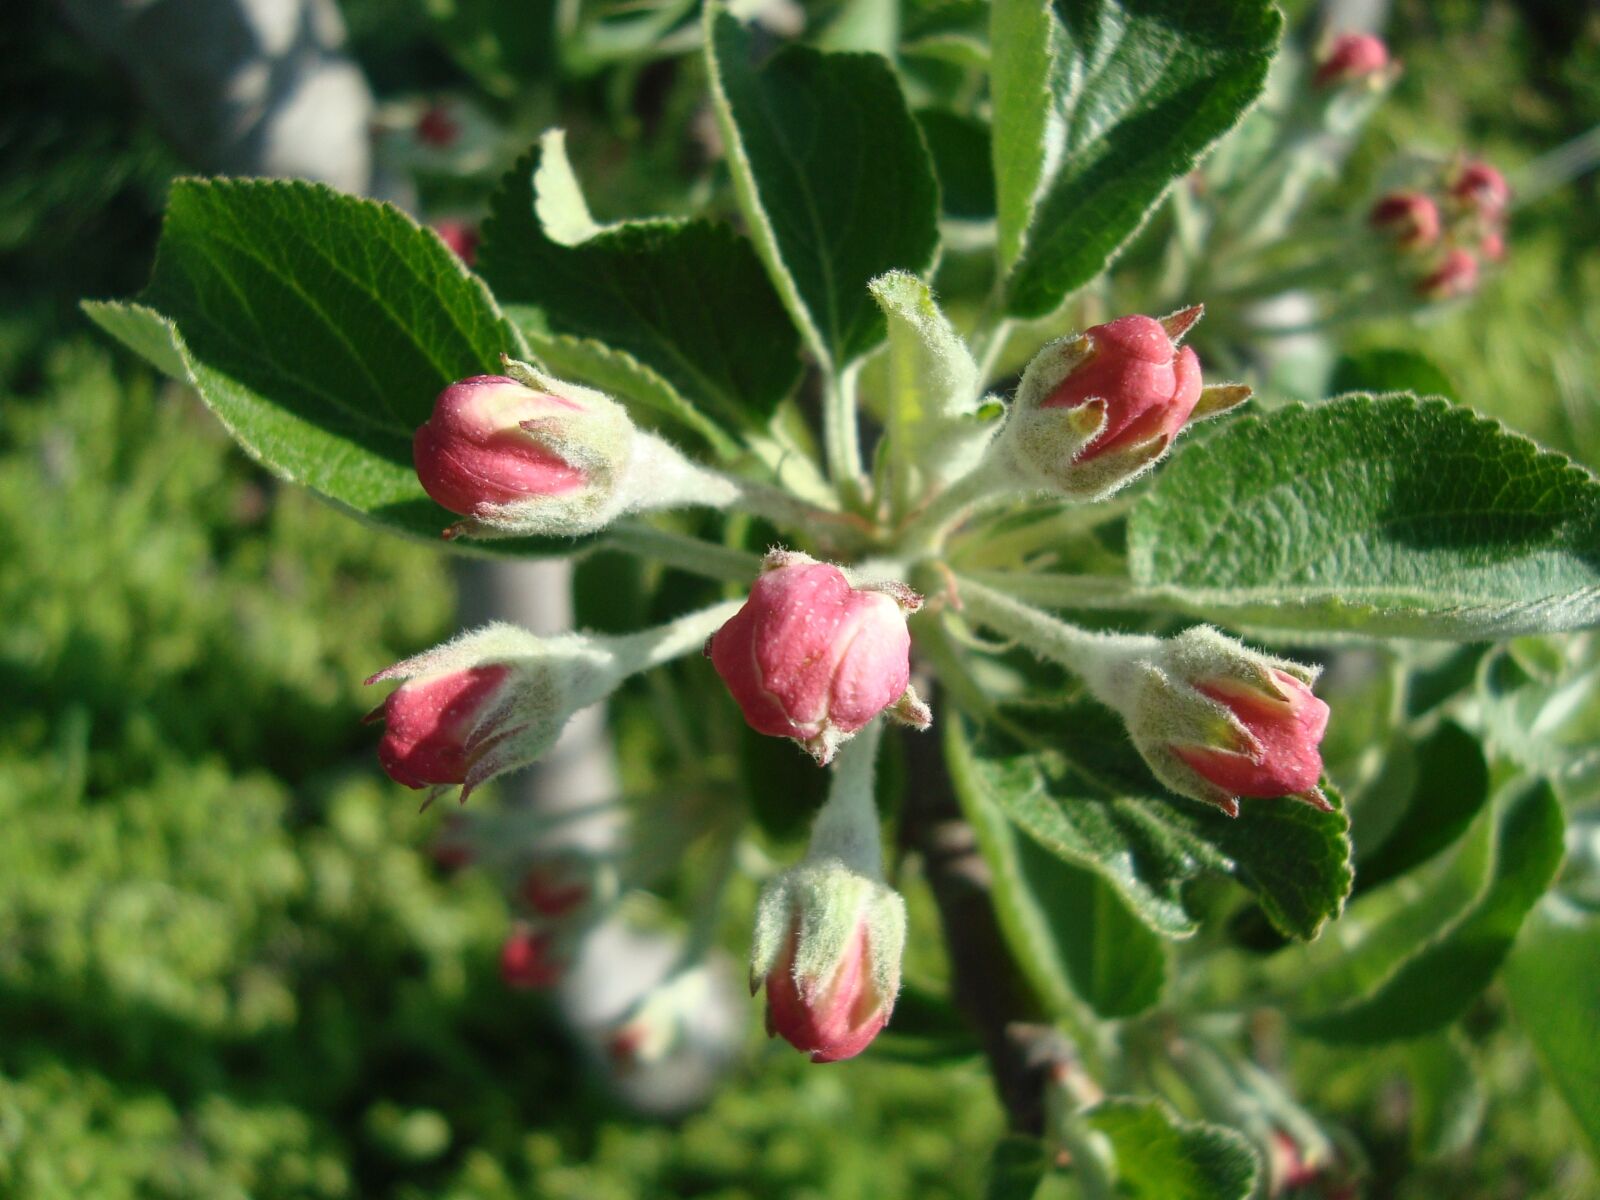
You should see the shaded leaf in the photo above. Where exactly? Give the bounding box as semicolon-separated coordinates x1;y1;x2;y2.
479;133;800;433
1331;347;1459;403
992;0;1280;315
1077;1098;1257;1200
1299;779;1565;1043
705;4;940;367
1503;894;1600;1163
1356;721;1489;892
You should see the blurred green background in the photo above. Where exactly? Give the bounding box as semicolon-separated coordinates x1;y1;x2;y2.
2;0;1597;1195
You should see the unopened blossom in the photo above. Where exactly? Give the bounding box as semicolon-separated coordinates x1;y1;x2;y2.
1368;191;1440;250
431;218;479;266
706;550;930;765
1001;307;1246;501
1415;248;1479;300
1450;160;1510;215
500;923;564;990
1313;32;1392;88
413;374;626;531
1124;627;1331;817
751;860;905;1062
367;663;512;789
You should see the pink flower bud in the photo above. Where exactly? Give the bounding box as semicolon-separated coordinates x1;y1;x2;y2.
1042;314;1204;463
368;664;512;789
1173;670;1330;804
413;376;591;517
1415;248;1479;300
707;551;929;765
1313;33;1391;88
1481;230;1507;262
500;924;563;990
430;218;479;267
765;924;893;1062
1122;627;1331;817
752;861;906;1063
517;857;591;919
1368;191;1440;250
1004;307;1244;501
1450;160;1510;215
415;103;460;148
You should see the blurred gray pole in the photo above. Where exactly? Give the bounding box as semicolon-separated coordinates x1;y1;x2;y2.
61;0;380;198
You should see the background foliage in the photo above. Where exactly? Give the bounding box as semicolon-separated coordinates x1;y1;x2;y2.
4;0;1600;1195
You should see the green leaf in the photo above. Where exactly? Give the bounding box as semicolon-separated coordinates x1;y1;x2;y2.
1403;1031;1485;1161
1504;895;1600;1162
992;0;1281;316
946;703;1352;941
517;329;739;457
1128;394;1600;638
985;1135;1050;1200
1331;347;1460;403
1076;1098;1257;1200
84;178;573;553
917;109;997;222
960;749;1166;1017
704;4;940;367
1298;779;1565;1043
1356;721;1489;892
478;132;801;434
416;0;554;97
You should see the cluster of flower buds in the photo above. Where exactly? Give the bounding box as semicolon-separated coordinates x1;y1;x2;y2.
706;549;931;766
1369;158;1509;301
412;358;736;540
750;857;906;1062
499;851;622;991
1120;627;1331;817
1311;32;1398;91
995;307;1250;502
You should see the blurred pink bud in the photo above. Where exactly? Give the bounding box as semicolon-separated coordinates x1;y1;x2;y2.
518;860;590;919
1043;313;1204;462
1268;1130;1323;1192
1450;160;1510;214
368;664;511;789
764;923;895;1063
1175;670;1331;805
707;552;928;765
1313;33;1391;88
413;376;591;517
431;219;479;267
1481;230;1507;262
415;103;460;148
429;813;476;871
1368;191;1440;250
1415;248;1480;300
500;924;563;990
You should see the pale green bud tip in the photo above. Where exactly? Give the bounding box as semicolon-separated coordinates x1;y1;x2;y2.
750;859;907;1062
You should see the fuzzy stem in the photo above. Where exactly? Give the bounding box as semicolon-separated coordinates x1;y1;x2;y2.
806;719;887;879
606;522;762;582
896;457;1018;560
822;364;867;509
607;598;743;678
954;575;1158;705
